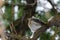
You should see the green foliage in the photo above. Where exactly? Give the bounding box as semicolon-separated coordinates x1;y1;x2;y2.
25;30;32;37
39;15;48;23
13;0;20;4
51;26;58;31
50;9;55;16
13;0;21;3
58;32;60;37
40;32;51;40
3;5;13;22
18;7;24;18
35;13;48;23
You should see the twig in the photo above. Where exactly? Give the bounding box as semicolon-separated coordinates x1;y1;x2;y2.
11;23;17;34
47;0;58;15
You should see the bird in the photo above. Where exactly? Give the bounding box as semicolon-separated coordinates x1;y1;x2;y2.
28;16;46;33
28;16;46;38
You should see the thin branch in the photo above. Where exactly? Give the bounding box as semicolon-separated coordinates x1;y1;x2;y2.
11;23;17;34
47;0;58;15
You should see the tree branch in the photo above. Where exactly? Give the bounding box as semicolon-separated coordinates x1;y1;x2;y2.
47;0;58;15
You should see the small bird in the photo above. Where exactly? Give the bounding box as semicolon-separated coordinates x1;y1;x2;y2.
28;17;44;33
28;17;46;38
